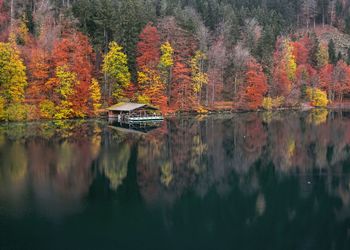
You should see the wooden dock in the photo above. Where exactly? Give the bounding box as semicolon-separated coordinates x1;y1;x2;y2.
107;102;164;123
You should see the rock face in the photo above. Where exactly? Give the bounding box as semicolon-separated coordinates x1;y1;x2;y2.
314;25;350;56
298;25;350;56
318;27;350;55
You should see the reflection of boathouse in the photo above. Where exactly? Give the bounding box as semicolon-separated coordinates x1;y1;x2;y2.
107;102;164;122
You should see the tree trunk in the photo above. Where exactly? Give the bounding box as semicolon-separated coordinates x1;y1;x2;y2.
205;80;209;106
234;75;237;98
297;14;300;28
103;27;109;102
10;0;14;31
167;68;172;106
211;81;215;105
198;90;201;106
322;3;325;27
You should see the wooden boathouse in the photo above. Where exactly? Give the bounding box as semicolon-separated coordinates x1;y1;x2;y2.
107;102;164;122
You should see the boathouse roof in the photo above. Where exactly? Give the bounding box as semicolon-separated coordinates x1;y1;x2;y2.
107;102;158;112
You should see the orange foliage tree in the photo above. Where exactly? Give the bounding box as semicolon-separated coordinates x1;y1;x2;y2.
292;36;310;65
273;36;318;104
137;22;160;70
136;22;167;111
238;60;268;110
157;17;197;111
272;38;293;97
52;31;95;116
26;47;50;103
319;64;334;101
172;61;194;111
332;60;350;102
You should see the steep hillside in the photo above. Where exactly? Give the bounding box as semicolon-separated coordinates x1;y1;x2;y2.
300;25;350;56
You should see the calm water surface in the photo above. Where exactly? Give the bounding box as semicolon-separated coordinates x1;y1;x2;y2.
1;110;350;250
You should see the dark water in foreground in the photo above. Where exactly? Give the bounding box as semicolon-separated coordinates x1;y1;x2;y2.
1;110;350;250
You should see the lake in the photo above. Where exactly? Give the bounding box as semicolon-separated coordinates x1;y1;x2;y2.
0;110;350;250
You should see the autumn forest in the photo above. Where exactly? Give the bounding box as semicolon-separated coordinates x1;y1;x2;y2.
2;0;350;121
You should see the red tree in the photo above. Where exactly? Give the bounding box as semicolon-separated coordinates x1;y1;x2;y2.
319;64;334;99
52;32;95;115
272;63;290;96
137;22;161;70
292;37;310;65
136;22;168;110
157;17;197;109
172;61;194;111
238;60;268;110
333;60;350;101
26;47;51;103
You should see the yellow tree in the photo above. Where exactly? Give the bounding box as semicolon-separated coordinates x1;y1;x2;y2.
0;42;27;105
316;43;329;68
89;78;102;115
137;70;152;104
137;68;167;110
159;42;174;76
14;17;29;45
102;42;131;102
284;39;297;81
190;50;208;105
159;41;174;103
54;65;77;119
306;87;328;107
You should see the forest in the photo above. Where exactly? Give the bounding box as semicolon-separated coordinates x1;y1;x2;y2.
1;0;350;120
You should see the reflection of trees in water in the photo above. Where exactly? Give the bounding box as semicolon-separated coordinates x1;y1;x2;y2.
136;118;211;204
100;142;130;190
0;142;27;183
132;112;350;248
0;120;103;218
98;126;141;191
136;114;270;204
0;140;28;214
135;111;350;222
137;131;170;204
306;109;329;125
1;113;350;225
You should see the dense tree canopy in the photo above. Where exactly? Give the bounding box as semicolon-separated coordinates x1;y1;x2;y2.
1;0;350;120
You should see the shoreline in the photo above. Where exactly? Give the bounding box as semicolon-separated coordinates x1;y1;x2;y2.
1;106;349;123
163;105;350;117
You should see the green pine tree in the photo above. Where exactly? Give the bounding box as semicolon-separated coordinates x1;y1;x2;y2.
328;39;337;65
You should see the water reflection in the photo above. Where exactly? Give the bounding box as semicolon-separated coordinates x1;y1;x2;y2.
0;111;350;249
0;121;102;218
